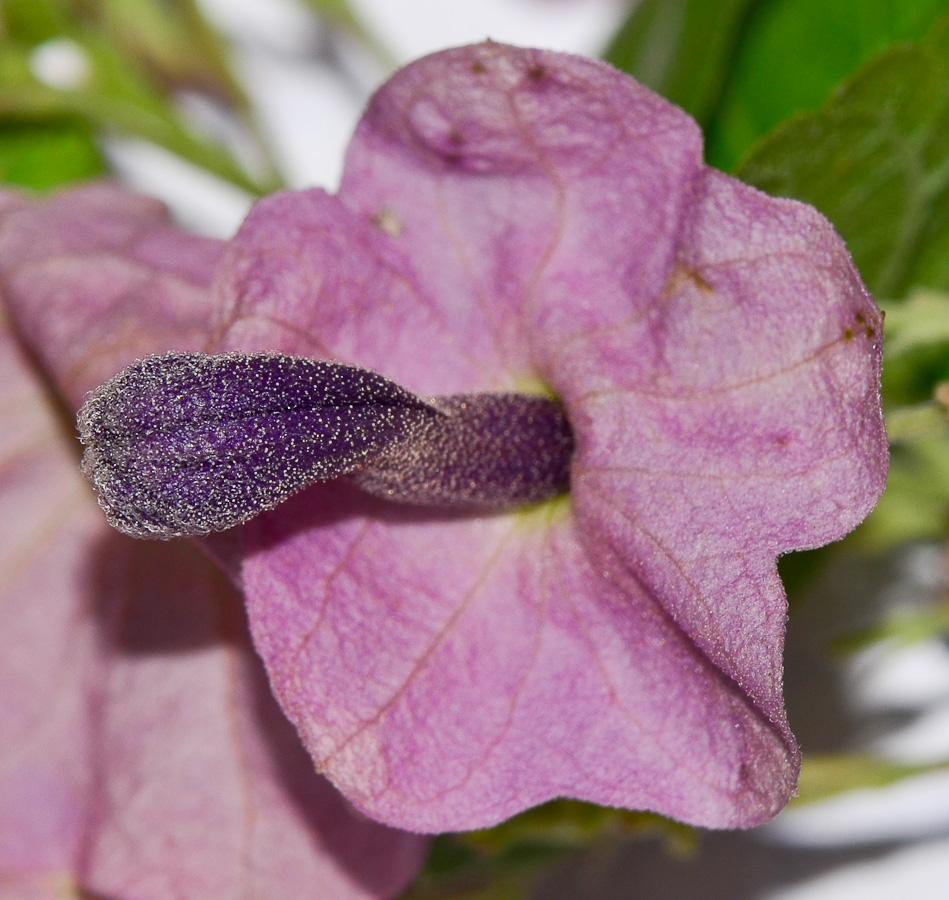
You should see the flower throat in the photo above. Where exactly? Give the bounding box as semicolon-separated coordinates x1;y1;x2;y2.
77;351;574;539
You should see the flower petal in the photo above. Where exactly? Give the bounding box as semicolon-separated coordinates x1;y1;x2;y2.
212;188;487;393
240;488;794;830
218;45;886;832
216;44;702;396
338;43;703;391
571;169;887;723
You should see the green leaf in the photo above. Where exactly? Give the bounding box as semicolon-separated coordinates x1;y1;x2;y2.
0;0;283;192
3;0;244;102
857;426;949;548
94;0;246;105
884;288;949;358
461;800;693;857
794;754;944;805
400;801;693;900
708;0;949;170
603;0;762;124
884;400;949;441
737;13;949;299
880;289;949;408
0;117;103;188
0;34;278;194
832;603;949;653
1;0;68;44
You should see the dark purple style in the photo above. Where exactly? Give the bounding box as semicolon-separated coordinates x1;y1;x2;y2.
78;351;574;538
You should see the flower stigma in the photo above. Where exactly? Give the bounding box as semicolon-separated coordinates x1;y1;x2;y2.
77;350;574;539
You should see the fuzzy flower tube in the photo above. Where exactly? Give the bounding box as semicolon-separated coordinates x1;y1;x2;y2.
1;41;887;875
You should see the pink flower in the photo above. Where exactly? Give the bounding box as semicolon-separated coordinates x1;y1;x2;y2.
203;43;886;831
0;186;426;899
2;40;887;871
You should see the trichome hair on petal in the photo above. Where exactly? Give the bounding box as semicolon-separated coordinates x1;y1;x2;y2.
77;351;434;538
